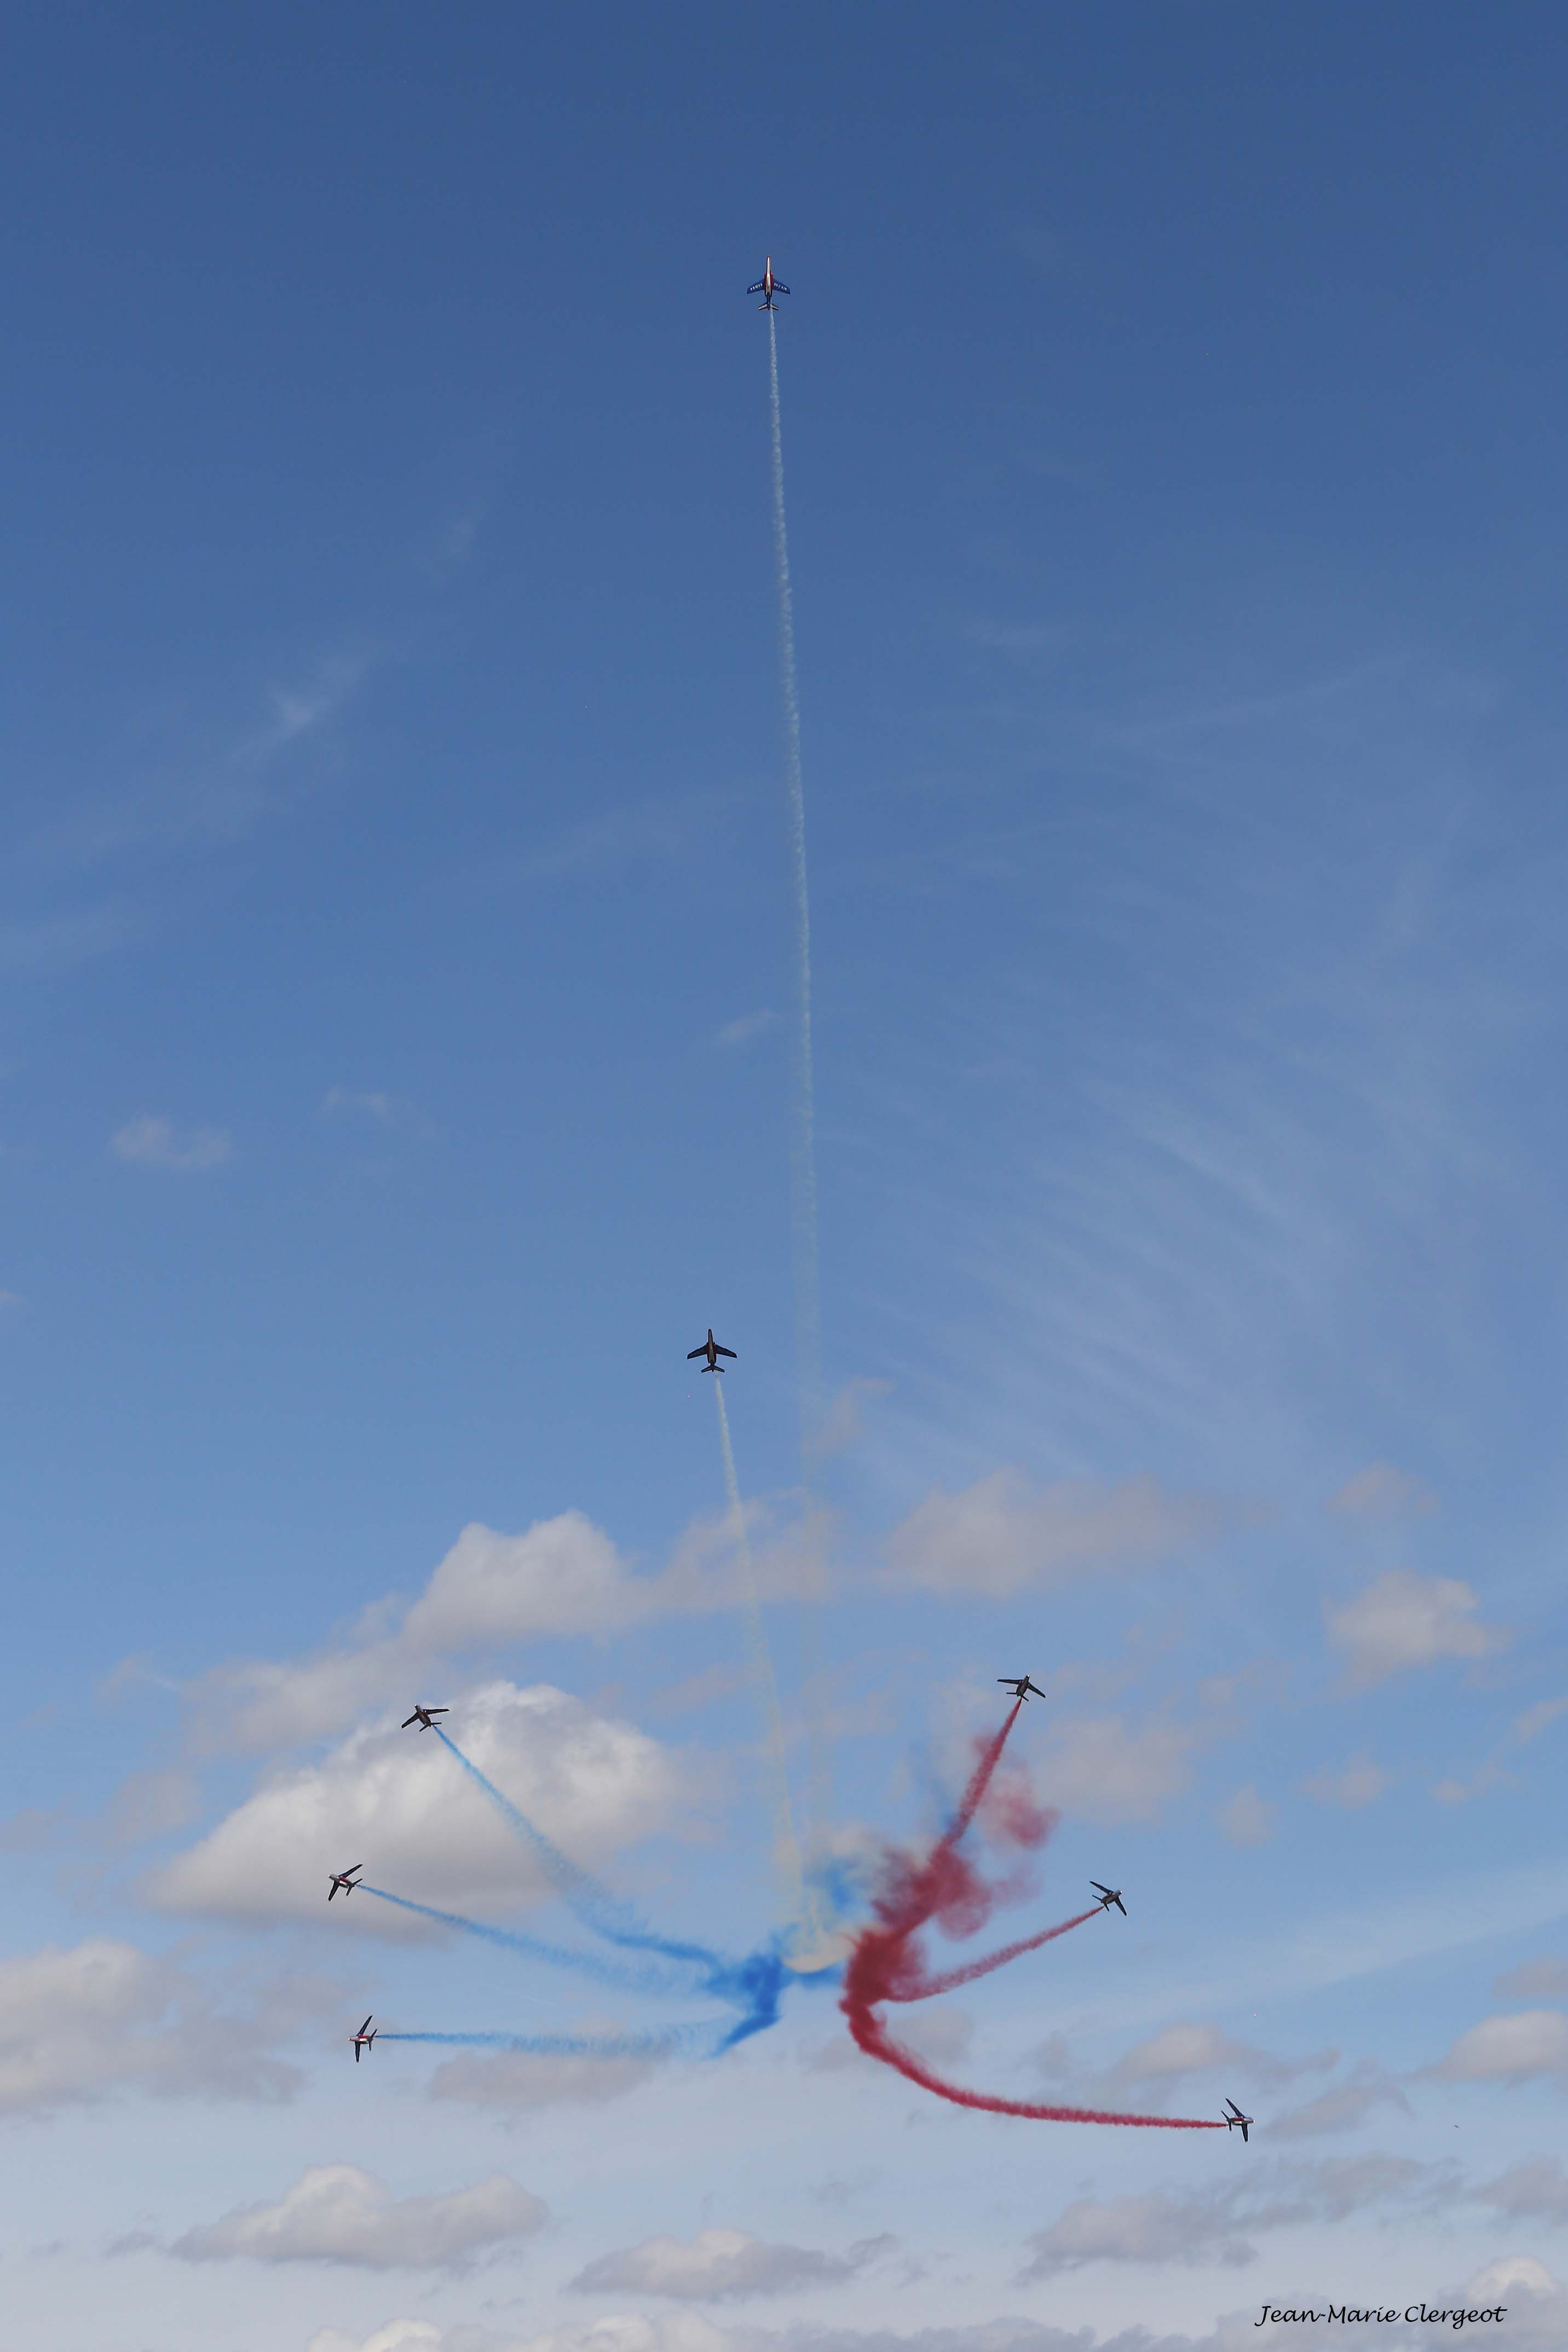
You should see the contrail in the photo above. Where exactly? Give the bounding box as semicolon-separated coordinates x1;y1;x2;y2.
360;1884;686;1996
713;1378;811;1949
766;298;834;1853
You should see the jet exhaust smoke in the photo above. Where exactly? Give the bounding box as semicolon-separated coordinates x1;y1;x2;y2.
840;1703;1226;2130
361;1884;685;1996
378;2022;716;2060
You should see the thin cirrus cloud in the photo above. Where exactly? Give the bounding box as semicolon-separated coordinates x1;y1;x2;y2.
111;1114;231;1172
171;2163;546;2269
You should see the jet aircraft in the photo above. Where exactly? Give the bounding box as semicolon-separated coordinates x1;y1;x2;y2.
997;1675;1046;1701
351;2015;377;2062
1091;1881;1126;1916
327;1865;364;1902
402;1704;448;1732
687;1329;737;1373
1224;2098;1254;2142
747;257;789;310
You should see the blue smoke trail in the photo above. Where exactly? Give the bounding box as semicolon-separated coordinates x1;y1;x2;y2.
361;1884;686;1997
380;2022;719;2059
430;1726;827;2048
433;1725;715;1971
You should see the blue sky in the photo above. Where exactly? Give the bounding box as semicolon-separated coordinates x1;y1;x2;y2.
6;7;1568;2348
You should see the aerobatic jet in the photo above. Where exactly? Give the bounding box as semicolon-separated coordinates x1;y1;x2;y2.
351;2015;377;2062
327;1865;364;1902
747;257;789;310
1090;1881;1126;1916
997;1675;1046;1701
1224;2098;1254;2142
687;1329;737;1373
402;1704;448;1732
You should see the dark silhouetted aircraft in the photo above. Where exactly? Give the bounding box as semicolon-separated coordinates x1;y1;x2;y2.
688;1330;737;1373
1224;2098;1253;2142
1091;1881;1126;1916
402;1704;448;1732
998;1675;1046;1701
747;257;789;310
327;1865;363;1903
351;2015;377;2062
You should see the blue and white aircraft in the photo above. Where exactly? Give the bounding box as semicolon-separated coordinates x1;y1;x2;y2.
747;256;790;310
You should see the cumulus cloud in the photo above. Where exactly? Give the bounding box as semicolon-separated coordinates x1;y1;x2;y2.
1473;2157;1568;2224
883;1469;1234;1598
307;2321;1208;2352
112;1114;230;1172
1325;1463;1437;1520
570;2227;889;2302
428;2048;661;2112
1428;2009;1568;2081
1217;1783;1275;1846
181;1506;816;1755
1112;2021;1331;2094
1302;1752;1391;1809
0;1938;305;2114
1433;1760;1514;1806
148;1680;691;1929
1034;1709;1227;1825
1324;1569;1510;1689
1018;2187;1261;2278
172;2164;545;2270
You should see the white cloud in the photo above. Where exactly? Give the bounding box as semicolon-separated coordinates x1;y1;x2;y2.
814;1377;893;1460
1495;1956;1568;2001
1474;2157;1568;2224
1035;1709;1225;1825
1433;1760;1514;1806
1267;2061;1411;2138
1018;2188;1259;2277
428;2048;660;2111
1324;1569;1510;1689
715;1009;780;1049
324;1086;402;1124
1113;2021;1329;2092
1302;1752;1391;1809
1429;2009;1568;2081
1325;1462;1437;1519
1217;1783;1275;1846
884;1470;1232;1597
0;1938;304;2114
181;1506;814;1754
112;1114;230;1172
1513;1696;1568;1746
172;2163;545;2270
149;1680;691;1929
570;2228;885;2302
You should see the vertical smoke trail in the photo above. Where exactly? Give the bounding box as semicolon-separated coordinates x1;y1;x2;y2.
767;305;822;1455
766;301;834;1854
713;1377;808;1939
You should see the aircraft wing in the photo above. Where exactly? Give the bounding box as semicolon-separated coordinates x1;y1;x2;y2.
401;1712;419;1726
772;280;790;293
687;1345;707;1358
747;280;766;293
716;1346;736;1358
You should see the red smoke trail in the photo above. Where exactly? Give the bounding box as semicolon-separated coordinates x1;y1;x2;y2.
890;1906;1099;2001
840;1702;1224;2131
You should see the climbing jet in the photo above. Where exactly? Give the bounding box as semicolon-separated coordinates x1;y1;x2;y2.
1224;2098;1254;2142
327;1865;364;1902
747;256;789;310
401;1704;448;1732
687;1329;737;1374
351;2015;377;2063
998;1675;1046;1702
1090;1881;1126;1916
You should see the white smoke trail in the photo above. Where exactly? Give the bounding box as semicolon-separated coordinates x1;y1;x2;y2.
767;308;823;1455
713;1377;808;1932
766;306;835;1855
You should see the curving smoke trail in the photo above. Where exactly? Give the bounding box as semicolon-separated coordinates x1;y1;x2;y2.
429;1724;806;2048
840;1704;1225;2130
361;1884;687;1996
713;1376;810;1942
